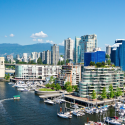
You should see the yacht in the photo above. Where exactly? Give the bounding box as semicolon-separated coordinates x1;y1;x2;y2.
57;112;72;118
104;117;121;125
44;99;55;105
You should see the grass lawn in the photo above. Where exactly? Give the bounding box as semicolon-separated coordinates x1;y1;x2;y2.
39;88;55;91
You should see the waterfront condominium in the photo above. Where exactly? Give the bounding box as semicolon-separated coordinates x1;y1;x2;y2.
64;38;74;61
15;64;62;80
51;44;59;65
45;50;51;65
56;63;81;86
74;37;81;64
79;66;124;98
84;48;105;66
80;34;97;63
111;39;125;71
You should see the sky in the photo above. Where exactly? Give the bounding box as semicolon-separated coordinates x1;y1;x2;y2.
0;0;125;50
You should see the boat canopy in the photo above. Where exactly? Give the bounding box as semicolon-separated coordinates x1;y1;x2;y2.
13;95;20;98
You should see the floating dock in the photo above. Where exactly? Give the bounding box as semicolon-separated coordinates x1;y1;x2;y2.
39;93;62;99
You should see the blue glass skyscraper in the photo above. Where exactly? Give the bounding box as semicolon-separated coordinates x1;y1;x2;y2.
84;51;105;66
111;39;125;71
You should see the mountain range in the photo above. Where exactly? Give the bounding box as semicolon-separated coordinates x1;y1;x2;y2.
0;43;64;57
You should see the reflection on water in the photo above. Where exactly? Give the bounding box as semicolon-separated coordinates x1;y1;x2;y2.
0;81;117;125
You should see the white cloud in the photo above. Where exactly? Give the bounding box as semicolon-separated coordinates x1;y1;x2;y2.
38;39;43;43
30;31;48;38
10;34;14;37
46;40;54;44
33;39;36;41
58;41;64;46
5;35;7;37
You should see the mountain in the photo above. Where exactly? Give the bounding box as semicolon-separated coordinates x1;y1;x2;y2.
0;43;64;57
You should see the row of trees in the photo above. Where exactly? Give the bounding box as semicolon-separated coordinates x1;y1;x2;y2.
57;60;65;65
91;84;123;99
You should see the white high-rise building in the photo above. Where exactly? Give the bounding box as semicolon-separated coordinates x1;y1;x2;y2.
80;34;97;62
45;50;51;64
40;51;45;63
22;53;28;62
31;52;38;60
64;38;74;61
106;45;111;56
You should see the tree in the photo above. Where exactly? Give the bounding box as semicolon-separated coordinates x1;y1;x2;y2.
4;73;10;80
109;84;114;98
28;60;36;64
107;60;111;65
49;76;54;84
115;86;122;97
55;83;61;90
73;85;78;92
102;61;105;67
64;81;73;92
91;90;96;99
90;61;95;66
37;57;43;64
66;59;69;64
38;76;42;79
60;55;63;58
96;62;102;67
57;60;61;65
45;83;51;88
105;54;110;58
101;87;107;99
51;83;56;88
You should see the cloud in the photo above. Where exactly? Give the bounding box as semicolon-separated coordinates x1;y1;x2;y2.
46;40;54;44
58;41;64;46
33;39;36;41
10;34;14;37
38;39;43;43
30;31;48;38
5;35;7;37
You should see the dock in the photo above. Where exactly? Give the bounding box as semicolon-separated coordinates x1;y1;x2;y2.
39;93;62;99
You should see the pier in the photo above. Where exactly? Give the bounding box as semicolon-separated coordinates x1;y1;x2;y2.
39;93;62;99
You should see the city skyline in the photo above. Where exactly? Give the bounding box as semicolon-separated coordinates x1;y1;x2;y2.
0;0;125;51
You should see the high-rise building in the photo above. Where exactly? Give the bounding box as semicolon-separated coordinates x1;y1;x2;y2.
40;51;45;64
51;44;59;65
111;39;125;71
74;37;81;64
64;38;74;61
45;50;51;64
16;54;20;60
84;49;105;66
22;53;28;62
106;45;111;56
31;52;38;60
80;34;97;62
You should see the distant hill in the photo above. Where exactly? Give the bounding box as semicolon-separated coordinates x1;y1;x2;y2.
0;43;64;57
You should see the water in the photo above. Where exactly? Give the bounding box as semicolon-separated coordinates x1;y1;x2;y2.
0;81;117;125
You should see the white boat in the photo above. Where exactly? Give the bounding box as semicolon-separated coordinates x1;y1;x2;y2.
104;117;121;125
72;104;79;109
21;88;29;92
73;111;84;116
8;82;14;85
44;99;55;105
15;84;28;88
57;112;72;118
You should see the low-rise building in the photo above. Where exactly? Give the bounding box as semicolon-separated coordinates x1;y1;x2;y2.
15;64;62;80
79;66;125;98
56;63;81;86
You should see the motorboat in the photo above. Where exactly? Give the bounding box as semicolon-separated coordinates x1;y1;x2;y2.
73;111;84;116
57;112;72;118
8;82;14;85
21;88;29;92
15;84;28;88
72;104;79;109
104;117;121;125
13;95;20;100
44;99;55;105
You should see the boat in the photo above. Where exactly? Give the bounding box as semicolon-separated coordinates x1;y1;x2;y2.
104;117;121;125
72;110;84;116
13;95;20;99
57;112;72;118
8;82;14;85
21;88;29;92
44;99;55;105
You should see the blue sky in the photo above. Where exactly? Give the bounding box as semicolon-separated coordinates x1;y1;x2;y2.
0;0;125;50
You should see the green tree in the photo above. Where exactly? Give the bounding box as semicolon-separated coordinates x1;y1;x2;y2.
60;55;63;58
96;62;102;67
28;60;36;64
55;83;61;90
105;54;110;58
90;61;95;66
37;57;43;64
91;90;96;99
49;76;54;84
4;73;10;80
115;86;122;97
101;87;107;99
45;83;51;88
64;81;71;89
107;60;111;65
109;84;114;98
64;81;73;92
57;60;61;65
66;59;69;64
51;83;56;88
73;85;78;92
102;61;105;67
